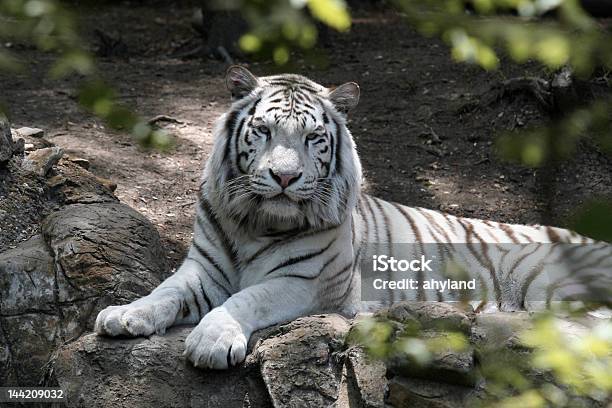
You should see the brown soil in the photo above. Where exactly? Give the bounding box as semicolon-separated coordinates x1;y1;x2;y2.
1;2;611;268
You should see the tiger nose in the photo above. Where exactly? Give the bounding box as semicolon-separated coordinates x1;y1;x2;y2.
269;169;302;189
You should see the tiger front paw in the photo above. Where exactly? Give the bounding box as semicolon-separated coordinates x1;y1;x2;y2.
184;307;248;369
95;299;176;337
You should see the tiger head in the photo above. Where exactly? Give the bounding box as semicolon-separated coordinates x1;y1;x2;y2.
205;66;362;234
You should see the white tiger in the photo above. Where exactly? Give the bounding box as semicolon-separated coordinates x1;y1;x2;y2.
95;66;611;369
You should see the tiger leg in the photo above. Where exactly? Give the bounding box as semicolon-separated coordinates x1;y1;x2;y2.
184;278;314;369
95;258;226;337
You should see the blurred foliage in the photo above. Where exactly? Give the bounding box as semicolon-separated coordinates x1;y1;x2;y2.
400;1;612;244
394;0;612;74
0;0;170;148
228;0;612;254
497;99;612;167
0;0;89;74
392;0;612;169
569;200;612;243
480;313;612;407
234;0;611;170
348;315;470;365
389;0;612;176
78;80;171;147
350;312;612;407
220;0;351;65
521;316;612;400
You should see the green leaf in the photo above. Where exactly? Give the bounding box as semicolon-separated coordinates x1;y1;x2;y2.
239;33;262;52
0;49;22;72
534;35;570;68
307;0;351;32
273;45;290;65
50;51;94;78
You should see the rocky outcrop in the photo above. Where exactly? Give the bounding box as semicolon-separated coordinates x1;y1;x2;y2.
379;303;477;387
21;146;64;176
0;127;168;386
51;305;607;408
53;327;261;408
53;315;372;408
247;315;350;408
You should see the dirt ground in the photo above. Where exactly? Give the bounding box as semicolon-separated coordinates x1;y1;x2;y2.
1;1;611;268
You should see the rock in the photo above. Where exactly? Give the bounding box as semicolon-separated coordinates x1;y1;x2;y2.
472;312;591;351
470;312;593;381
13;127;54;151
67;156;90;170
47;300;609;408
47;158;118;203
22;146;64;176
53;315;353;408
41;202;169;300
0;117;24;164
0;118;12;162
342;347;387;408
0;151;117;252
1;123;170;386
0;235;56;386
415;105;433;121
0;160;50;251
386;376;477;408
388;331;477;387
247;314;350;408
376;303;477;387
95;175;118;192
53;327;269;408
0;202;168;386
14;126;45;138
378;302;474;334
470;312;533;350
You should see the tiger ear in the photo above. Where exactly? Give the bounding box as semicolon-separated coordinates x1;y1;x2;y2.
328;82;360;115
226;65;259;100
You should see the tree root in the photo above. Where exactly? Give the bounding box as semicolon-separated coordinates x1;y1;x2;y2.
463;66;589;115
482;76;554;111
